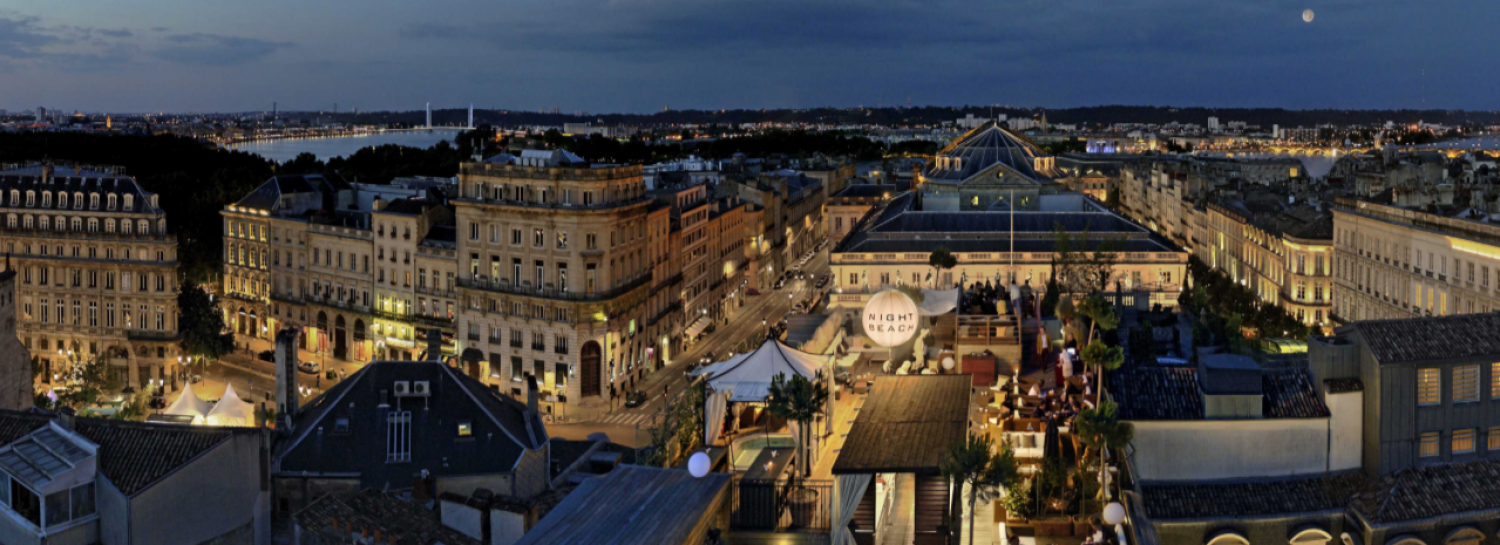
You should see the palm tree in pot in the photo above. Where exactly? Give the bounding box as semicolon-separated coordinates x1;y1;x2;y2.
941;433;1019;545
1076;400;1134;502
766;371;829;527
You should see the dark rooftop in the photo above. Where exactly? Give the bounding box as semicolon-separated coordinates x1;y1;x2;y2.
517;465;731;545
833;375;970;475
1112;367;1328;420
1351;457;1500;524
1353;313;1500;365
1142;472;1366;520
294;489;479;545
1324;378;1364;394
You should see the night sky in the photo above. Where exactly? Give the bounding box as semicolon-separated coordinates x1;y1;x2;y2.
1;0;1494;113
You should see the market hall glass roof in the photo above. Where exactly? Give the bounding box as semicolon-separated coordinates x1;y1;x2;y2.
922;121;1050;184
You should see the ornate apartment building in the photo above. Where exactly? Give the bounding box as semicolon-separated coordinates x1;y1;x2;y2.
1196;201;1336;331
0;164;180;391
452;158;671;410
1332;198;1500;323
222;174;448;364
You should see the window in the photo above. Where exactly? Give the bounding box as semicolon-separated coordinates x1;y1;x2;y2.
1490;426;1500;451
1454;365;1480;403
511;228;522;245
1417;368;1441;406
386;410;412;463
1454;428;1476;454
457;421;472;437
533;228;544;247
1492;363;1500;400
334;417;350;434
469;222;479;240
555;363;568;387
511;356;523;381
11;479;39;526
1419;431;1439;458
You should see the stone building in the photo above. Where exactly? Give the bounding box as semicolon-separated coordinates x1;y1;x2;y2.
1332;197;1500;324
0;259;30;411
0;164;180;393
1197;199;1335;331
913;121;1061;210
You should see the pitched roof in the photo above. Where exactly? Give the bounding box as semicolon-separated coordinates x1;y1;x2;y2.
1353;313;1500;365
276;360;546;489
924;122;1048;184
833;375;971;475
517;465;730;545
1112;367;1328;420
0;410;246;496
1142;472;1366;520
0;169;165;216
1351;457;1500;523
294;489;479;545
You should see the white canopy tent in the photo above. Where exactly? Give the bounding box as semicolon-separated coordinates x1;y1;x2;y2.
692;340;831;446
163;382;210;422
918;288;960;316
204;384;255;427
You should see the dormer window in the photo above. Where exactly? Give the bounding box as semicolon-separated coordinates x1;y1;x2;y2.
457;421;472;437
88;194;98;210
72;192;83;210
40;192;50;208
106;194;116;211
56;193;65;209
123;194;133;211
24;191;33;207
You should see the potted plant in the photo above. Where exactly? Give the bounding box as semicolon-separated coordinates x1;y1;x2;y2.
766;372;828;527
941;433;1019;545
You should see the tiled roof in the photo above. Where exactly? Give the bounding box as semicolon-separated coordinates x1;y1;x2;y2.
1262;369;1330;419
517;465;730;545
0;171;164;215
1113;367;1202;420
1142;472;1366;519
294;489;479;545
833;375;971;475
73;417;243;496
1113;367;1328;420
1324;378;1364;393
1351;457;1500;523
1354;313;1500;365
0;410;244;497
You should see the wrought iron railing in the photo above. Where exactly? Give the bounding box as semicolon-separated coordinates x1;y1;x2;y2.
729;477;833;532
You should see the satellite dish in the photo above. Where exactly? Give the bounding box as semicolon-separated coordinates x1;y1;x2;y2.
688;451;711;478
1302;9;1315;23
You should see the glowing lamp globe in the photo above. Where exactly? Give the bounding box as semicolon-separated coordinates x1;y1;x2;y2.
863;290;919;348
1103;502;1127;525
688;452;711;478
942;357;955;370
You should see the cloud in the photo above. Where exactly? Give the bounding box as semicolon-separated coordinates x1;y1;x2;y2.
152;32;290;66
0;16;59;58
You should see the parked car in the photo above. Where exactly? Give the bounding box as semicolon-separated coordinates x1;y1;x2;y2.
298;361;321;374
257;350;275;363
746;288;762;296
624;390;648;408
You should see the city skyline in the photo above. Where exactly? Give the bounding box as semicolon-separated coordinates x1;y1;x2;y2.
1;0;1495;113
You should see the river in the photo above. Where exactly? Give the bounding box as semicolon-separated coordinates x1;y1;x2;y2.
227;128;464;162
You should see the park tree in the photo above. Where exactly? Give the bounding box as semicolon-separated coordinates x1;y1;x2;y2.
178;279;235;363
929;247;957;289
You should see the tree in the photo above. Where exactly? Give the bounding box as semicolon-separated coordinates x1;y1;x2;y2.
1050;228;1119;296
1076;295;1119;345
766;372;828;481
1081;339;1124;394
941;433;1019;545
178;279;235;363
1076;400;1134;501
928;247;957;289
641;382;705;468
51;354;119;412
1039;276;1061;318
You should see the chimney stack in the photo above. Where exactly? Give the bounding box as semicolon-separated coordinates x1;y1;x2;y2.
275;327;301;431
57;406;75;431
40;164;52;184
526;374;540;415
425;328;443;362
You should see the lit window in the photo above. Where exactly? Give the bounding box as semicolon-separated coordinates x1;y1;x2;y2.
1417;368;1441;406
457;421;472;437
1489;426;1500;452
1419;431;1440;458
1454;365;1479;403
1492;363;1500;400
1454;428;1476;454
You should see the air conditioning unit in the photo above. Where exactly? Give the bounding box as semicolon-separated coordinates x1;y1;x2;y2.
393;381;411;396
412;381;431;396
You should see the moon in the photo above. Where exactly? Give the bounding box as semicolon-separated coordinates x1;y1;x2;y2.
1302;9;1315;23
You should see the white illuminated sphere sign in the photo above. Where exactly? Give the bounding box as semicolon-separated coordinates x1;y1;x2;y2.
863;290;919;347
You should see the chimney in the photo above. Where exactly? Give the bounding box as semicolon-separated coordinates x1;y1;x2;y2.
1198;353;1263;419
275;327;301;431
57;406;75;431
40;164;52;184
372;195;387;212
425;328;443;362
526;374;540;415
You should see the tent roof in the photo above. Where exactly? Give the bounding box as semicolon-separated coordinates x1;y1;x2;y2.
693;340;827;402
919;288;960;316
205;384;254;426
163;382;210;418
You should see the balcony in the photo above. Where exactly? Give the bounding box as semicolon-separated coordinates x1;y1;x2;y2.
371;308;454;328
126;329;181;341
459;273;652;302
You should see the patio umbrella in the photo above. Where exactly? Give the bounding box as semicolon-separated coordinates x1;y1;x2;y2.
1042;417;1062;461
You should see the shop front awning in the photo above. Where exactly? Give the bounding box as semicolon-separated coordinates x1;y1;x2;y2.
685;316;711;338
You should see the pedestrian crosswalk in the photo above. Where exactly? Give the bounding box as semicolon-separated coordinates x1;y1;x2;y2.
595;412;651;426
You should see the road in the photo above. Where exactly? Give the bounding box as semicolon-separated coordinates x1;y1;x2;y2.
549;245;832;445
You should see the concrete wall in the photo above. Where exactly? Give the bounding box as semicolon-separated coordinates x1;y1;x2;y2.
1326;389;1363;472
129;433;263;545
438;497;484;542
98;476;129;545
0;512;40;545
491;509;526;545
1131;418;1333;482
47;520;97;545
